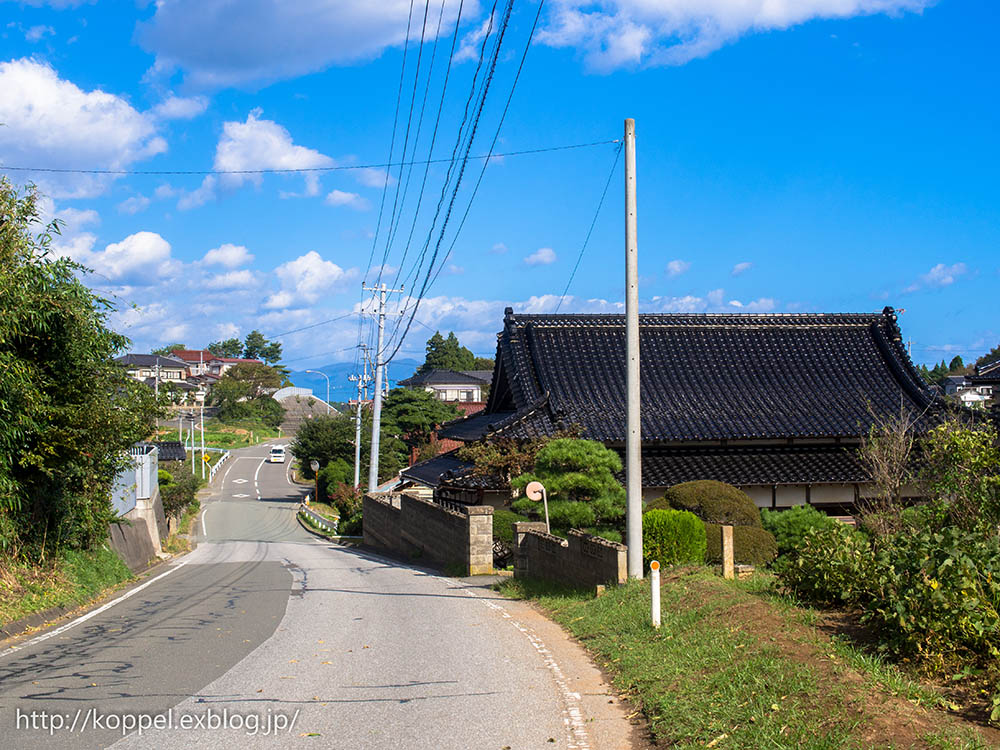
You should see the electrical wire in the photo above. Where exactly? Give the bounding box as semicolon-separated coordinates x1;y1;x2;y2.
555;140;623;312
0;141;618;176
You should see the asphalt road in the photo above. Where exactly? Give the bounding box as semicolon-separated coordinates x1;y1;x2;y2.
0;444;632;750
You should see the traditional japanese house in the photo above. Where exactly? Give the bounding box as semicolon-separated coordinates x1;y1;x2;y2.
436;306;944;512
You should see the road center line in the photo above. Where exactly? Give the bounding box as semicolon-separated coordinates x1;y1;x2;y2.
0;558;191;659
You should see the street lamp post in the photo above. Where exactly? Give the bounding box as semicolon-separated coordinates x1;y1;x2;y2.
305;370;331;414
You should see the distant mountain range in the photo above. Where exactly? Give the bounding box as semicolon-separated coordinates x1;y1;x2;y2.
288;358;421;403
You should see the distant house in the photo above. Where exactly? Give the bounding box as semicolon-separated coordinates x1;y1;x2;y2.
116;354;189;382
398;368;492;412
207;356;264;376
941;366;996;409
168;348;216;376
435;306;946;512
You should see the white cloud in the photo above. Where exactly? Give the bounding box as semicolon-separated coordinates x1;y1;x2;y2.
265;250;356;309
353;167;394;188
177;175;217;210
728;297;776;312
666;259;690;277
455;12;495;62
325;189;371;211
525;247;557;266
538;0;933;71
138;0;467;88
213;109;333;198
25;25;55;42
154;183;177;200
67;231;180;285
446;264;465;275
706;288;724;307
731;261;752;276
152;94;209;120
202;243;254;269
490;242;508;255
204;269;256;290
904;262;968;293
0;59;166;197
117;195;151;215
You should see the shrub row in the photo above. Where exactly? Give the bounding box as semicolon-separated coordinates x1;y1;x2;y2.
778;524;1000;668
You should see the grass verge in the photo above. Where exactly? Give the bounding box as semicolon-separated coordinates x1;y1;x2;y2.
0;546;132;627
499;569;998;749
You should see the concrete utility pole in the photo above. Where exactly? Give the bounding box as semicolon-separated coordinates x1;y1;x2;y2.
350;342;371;488
363;283;403;492
624;117;643;580
200;395;206;480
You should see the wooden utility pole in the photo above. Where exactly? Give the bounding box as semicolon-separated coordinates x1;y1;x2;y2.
364;283;403;492
624;118;643;580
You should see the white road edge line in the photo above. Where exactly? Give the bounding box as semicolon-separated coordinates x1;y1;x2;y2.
438;576;592;750
0;558;191;659
201;503;208;538
253;459;264;487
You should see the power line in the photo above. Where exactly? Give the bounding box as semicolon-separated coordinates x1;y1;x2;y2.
0;140;618;177
395;0;503;298
373;0;433;291
362;0;418;288
425;0;547;296
555;141;623;312
267;311;356;339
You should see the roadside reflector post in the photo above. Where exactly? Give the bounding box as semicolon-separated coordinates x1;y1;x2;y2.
722;525;735;580
650;560;661;629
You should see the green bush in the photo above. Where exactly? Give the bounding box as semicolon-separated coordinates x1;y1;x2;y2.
318;459;352;499
642;509;706;566
160;474;199;519
776;524;870;605
864;526;1000;664
338;512;362;536
157;469;174;486
651;481;762;527
493;509;528;544
705;523;777;566
761;505;842;558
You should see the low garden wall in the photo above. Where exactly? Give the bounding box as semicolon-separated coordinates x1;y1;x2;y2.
513;522;627;588
363;493;493;575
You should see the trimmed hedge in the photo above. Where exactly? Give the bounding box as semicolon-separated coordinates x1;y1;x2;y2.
761;505;842;559
649;480;762;527
705;523;777;566
642;509;706;565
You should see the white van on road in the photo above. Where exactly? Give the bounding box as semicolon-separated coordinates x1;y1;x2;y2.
269;445;286;464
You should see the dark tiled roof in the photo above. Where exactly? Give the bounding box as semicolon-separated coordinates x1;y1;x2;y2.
442;306;940;443
116;354;188;369
400;450;474;487
398;369;491;387
977;353;1000;376
155;441;187;462
632;445;867;487
463;370;494;384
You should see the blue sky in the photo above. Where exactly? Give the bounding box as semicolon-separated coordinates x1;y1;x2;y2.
1;0;997;380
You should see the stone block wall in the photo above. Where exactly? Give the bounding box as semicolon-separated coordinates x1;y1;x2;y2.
362;492;493;575
513;523;627;588
362;493;402;552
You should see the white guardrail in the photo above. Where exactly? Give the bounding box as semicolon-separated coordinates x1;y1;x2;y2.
298;501;338;535
208;450;231;482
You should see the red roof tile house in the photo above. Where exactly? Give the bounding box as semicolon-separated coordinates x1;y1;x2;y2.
437;306;945;512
